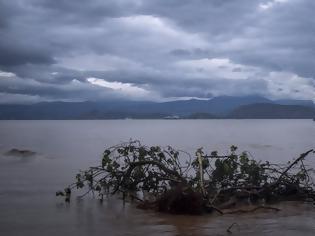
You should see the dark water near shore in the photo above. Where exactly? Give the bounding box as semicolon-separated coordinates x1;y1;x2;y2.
0;120;314;235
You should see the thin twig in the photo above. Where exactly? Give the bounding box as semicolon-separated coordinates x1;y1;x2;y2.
226;222;240;233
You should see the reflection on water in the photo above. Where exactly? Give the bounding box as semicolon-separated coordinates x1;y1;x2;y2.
0;120;314;235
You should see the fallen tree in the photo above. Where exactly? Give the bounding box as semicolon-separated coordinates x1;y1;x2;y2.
57;140;315;215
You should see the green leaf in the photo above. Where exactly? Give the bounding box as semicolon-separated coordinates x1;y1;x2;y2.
230;145;238;152
76;181;84;188
56;191;64;196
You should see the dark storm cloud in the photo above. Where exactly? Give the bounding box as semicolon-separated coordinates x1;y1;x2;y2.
35;0;136;21
0;42;56;67
140;0;315;77
140;0;258;33
0;0;132;68
0;0;314;103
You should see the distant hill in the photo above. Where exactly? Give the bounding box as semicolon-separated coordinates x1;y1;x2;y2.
275;99;315;107
229;103;315;119
0;96;314;119
205;95;272;114
99;95;272;117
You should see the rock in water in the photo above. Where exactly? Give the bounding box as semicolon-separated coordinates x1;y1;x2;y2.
5;148;36;157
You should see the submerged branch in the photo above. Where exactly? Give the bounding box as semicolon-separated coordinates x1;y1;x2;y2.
273;149;314;186
57;141;315;215
224;206;281;214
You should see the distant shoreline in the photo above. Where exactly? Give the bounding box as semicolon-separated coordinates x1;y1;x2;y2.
0;118;314;121
1;97;314;120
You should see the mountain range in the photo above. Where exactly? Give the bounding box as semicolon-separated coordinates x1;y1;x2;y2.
0;96;314;119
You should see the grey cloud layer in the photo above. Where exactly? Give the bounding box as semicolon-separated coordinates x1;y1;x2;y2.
0;0;314;103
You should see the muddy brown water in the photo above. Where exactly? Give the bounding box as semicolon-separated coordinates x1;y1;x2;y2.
0;120;314;235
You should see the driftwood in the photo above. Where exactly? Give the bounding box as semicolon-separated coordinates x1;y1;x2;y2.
57;141;315;215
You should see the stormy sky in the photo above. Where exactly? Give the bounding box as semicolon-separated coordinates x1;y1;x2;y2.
0;0;314;104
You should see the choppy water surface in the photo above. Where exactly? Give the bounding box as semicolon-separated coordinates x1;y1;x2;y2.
0;120;314;236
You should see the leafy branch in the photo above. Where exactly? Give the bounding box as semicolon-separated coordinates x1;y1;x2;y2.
57;140;315;215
